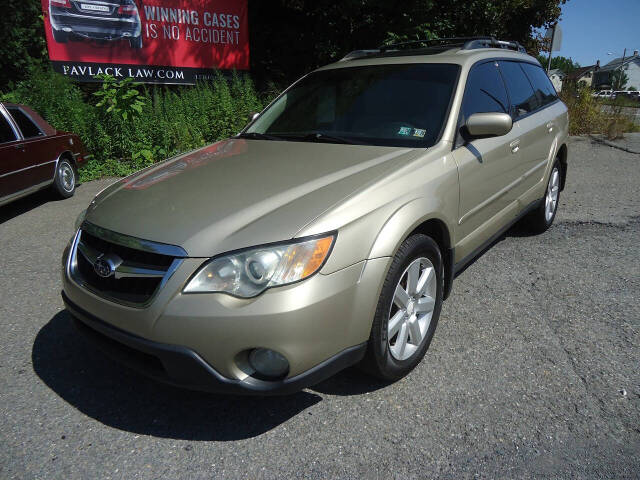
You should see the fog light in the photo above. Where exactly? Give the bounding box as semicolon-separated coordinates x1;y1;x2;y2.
62;27;72;32
248;348;289;379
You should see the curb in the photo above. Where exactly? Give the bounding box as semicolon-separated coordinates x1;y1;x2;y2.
589;135;640;155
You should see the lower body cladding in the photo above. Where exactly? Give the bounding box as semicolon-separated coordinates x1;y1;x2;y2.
61;254;389;395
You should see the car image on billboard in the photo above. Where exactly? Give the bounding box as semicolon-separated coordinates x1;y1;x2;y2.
49;0;143;49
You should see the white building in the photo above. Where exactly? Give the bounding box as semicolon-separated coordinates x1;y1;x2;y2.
593;50;640;90
548;69;564;92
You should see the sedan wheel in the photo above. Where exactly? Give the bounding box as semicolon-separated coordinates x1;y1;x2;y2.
53;159;77;198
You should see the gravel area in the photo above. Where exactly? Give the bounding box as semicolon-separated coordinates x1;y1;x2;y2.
0;136;638;479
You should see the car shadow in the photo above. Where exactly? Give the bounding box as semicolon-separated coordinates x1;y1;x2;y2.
0;189;55;224
310;367;391;396
32;311;322;441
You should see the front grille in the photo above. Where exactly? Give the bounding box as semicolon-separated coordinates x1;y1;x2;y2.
70;224;184;307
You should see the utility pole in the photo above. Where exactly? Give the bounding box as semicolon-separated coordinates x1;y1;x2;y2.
546;23;557;73
615;48;627;90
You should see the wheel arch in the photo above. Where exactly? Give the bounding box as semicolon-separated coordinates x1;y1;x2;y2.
368;200;455;301
556;143;568;191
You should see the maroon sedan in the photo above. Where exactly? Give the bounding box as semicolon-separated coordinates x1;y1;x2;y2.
0;102;89;207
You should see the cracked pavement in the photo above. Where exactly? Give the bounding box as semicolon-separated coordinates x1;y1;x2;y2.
0;136;638;479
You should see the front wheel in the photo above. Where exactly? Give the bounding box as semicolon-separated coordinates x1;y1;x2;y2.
359;234;443;381
53;159;76;199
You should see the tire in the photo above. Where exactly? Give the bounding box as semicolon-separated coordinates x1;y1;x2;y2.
52;28;68;43
525;159;561;234
129;35;143;49
53;158;77;199
359;234;444;381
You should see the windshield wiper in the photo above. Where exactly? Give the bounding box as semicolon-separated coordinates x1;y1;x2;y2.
237;132;284;141
294;132;364;145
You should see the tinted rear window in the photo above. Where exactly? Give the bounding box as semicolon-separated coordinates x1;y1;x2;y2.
499;61;539;117
0;113;17;143
462;61;509;120
520;63;558;107
9;108;44;139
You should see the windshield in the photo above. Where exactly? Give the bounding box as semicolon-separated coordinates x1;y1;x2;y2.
245;63;460;148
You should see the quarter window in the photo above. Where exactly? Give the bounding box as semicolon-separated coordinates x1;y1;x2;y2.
0;113;17;144
8;108;43;139
520;63;558;107
499;61;539;117
461;62;509;120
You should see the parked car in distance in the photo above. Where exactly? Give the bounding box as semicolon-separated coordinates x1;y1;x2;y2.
592;89;614;99
63;37;569;395
613;90;640;102
0;103;89;207
48;0;143;49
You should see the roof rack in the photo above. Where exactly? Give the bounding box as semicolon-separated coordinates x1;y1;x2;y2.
340;36;526;61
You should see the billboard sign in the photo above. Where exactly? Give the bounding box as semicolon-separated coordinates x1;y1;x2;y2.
41;0;249;84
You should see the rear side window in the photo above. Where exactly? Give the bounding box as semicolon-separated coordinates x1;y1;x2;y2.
0;113;17;143
8;108;44;139
499;61;539;117
462;61;509;120
520;63;558;107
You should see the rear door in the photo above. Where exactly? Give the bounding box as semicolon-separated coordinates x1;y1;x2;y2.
0;107;26;200
519;62;561;191
452;60;522;256
498;61;549;204
6;107;57;187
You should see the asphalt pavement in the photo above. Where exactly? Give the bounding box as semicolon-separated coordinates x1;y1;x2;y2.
0;136;638;479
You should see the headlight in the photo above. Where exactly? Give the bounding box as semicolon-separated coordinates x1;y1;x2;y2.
183;234;336;298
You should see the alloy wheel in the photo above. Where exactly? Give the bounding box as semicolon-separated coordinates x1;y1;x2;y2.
545;167;560;222
387;257;437;361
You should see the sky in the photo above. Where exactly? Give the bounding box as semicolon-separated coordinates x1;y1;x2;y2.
548;0;640;67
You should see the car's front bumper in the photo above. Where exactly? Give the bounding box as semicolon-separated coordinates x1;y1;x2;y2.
64;292;366;395
61;239;389;394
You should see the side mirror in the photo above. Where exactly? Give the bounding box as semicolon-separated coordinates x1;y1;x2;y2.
248;112;260;123
465;112;513;137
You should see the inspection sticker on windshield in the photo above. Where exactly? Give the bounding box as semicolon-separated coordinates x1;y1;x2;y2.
398;126;412;136
413;128;426;138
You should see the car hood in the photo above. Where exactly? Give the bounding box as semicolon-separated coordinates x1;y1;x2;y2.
85;139;420;257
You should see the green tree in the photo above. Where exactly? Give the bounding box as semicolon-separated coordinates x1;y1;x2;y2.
0;0;47;91
535;55;581;73
248;0;567;86
610;69;629;90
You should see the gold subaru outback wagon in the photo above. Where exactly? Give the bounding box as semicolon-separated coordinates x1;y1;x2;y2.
62;37;568;394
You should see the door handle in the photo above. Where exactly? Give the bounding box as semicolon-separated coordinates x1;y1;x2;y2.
546;122;554;133
509;139;520;154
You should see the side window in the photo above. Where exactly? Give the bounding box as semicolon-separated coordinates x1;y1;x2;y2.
499;61;539;117
0;113;17;144
8;108;44;139
462;62;509;120
520;62;558;107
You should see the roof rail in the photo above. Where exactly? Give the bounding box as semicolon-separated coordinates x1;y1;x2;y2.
340;36;526;61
